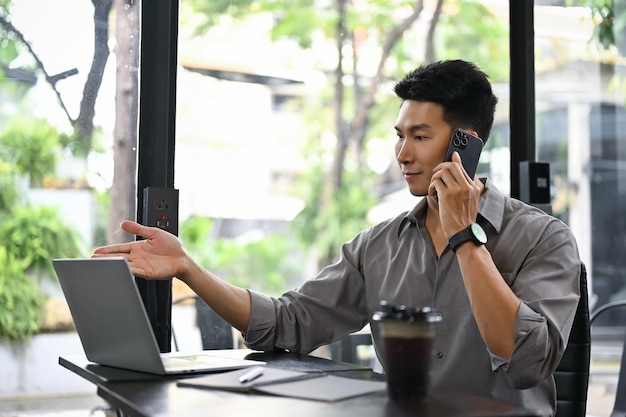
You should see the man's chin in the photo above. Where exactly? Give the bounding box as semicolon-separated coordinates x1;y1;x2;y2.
408;189;427;197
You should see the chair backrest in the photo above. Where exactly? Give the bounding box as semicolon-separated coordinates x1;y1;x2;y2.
590;299;626;417
609;330;626;417
553;263;591;417
171;294;235;351
194;296;235;350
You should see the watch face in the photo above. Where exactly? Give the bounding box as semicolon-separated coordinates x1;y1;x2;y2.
471;223;487;244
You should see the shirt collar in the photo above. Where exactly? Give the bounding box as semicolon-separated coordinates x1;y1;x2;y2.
397;178;505;237
477;178;505;233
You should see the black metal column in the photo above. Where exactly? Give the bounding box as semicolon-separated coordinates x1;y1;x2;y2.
509;0;536;199
136;0;179;352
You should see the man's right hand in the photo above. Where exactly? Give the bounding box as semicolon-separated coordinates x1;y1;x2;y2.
92;220;190;280
94;221;253;332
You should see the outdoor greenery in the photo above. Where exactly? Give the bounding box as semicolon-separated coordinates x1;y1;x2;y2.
0;0;96;341
0;247;43;341
180;216;303;296
569;0;626;53
0;118;67;187
182;0;510;267
0;181;84;341
293;163;378;260
0;161;20;211
0;0;620;342
0;115;84;341
0;0;555;332
0;205;84;279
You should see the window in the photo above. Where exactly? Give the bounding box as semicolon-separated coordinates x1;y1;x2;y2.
0;2;621;414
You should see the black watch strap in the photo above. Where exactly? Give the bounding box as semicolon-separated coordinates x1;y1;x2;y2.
448;222;487;252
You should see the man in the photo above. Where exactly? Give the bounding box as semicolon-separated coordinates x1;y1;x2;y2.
93;60;580;417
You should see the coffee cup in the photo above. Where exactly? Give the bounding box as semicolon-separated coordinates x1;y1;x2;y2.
372;301;442;401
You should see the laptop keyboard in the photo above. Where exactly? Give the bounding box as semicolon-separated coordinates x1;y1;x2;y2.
161;354;244;371
162;354;224;364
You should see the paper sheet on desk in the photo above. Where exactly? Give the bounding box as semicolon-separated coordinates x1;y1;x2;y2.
254;375;386;401
177;367;387;402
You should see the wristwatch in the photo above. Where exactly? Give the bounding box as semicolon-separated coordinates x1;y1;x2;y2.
448;222;487;252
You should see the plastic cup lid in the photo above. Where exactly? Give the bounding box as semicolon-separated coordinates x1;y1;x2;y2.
372;300;443;323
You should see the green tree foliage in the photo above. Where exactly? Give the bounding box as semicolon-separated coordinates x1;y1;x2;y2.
0;170;83;341
438;0;509;82
0;205;83;279
0;0;112;158
293;168;377;259
0;118;69;187
0;7;33;103
292;101;379;259
182;0;508;268
569;0;626;53
183;0;321;47
181;215;304;295
566;1;626;106
0;114;84;342
0;160;19;212
0;247;44;341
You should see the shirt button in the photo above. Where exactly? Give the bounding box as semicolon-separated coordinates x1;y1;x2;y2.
436;352;444;359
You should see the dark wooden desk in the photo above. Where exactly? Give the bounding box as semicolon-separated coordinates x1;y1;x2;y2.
60;350;539;417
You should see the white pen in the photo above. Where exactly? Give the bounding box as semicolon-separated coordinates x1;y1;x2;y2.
238;366;264;383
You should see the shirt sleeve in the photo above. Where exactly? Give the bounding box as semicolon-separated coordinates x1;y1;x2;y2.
242;232;371;354
493;219;581;389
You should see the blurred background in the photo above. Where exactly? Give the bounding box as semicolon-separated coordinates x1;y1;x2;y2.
0;1;623;416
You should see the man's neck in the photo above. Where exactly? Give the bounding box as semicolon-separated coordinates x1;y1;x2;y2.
424;196;447;257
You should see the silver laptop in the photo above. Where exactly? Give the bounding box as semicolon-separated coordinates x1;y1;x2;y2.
53;257;264;375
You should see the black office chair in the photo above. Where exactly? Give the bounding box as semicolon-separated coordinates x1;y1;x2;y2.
554;263;591;417
589;299;626;417
172;294;234;351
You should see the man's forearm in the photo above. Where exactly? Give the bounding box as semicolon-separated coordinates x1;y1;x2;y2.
455;244;520;359
179;259;252;333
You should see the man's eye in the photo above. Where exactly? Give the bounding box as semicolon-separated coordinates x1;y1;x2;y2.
415;135;426;141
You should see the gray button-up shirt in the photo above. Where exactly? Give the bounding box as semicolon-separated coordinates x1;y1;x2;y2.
244;179;581;417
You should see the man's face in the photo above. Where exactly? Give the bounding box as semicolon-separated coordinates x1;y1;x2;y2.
394;100;452;196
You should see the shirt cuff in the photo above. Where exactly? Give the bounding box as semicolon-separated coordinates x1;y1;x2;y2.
242;290;278;351
488;301;545;371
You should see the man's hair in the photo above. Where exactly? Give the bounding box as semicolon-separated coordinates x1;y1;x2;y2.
393;60;498;143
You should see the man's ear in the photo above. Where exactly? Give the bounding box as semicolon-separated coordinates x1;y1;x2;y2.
456;125;480;139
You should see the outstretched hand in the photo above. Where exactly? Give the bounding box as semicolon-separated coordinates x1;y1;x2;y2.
92;220;189;280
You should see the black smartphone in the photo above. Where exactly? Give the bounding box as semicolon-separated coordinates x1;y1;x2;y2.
444;128;484;178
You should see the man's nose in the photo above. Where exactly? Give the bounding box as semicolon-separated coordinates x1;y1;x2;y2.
396;142;412;164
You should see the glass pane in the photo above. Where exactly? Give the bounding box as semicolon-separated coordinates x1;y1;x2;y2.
534;5;626;320
174;0;511;303
534;3;625;416
0;0;137;411
172;0;512;359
